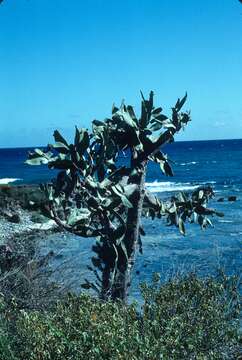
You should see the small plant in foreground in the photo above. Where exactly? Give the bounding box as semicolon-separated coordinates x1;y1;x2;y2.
0;296;17;360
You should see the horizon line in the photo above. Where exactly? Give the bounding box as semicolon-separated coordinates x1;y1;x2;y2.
0;137;241;150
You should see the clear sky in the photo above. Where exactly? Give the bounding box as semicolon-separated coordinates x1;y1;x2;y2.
0;0;242;147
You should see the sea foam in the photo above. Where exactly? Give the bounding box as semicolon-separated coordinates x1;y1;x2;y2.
180;161;198;166
145;181;199;193
0;178;22;185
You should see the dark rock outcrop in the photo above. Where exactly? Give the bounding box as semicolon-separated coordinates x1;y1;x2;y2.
228;196;237;202
0;184;46;210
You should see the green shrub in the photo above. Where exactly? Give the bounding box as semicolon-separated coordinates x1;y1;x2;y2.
11;273;240;360
0;325;16;360
15;296;141;360
140;273;241;359
0;298;17;360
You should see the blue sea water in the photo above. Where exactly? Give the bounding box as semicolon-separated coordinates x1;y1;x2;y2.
1;139;242;189
0;139;241;298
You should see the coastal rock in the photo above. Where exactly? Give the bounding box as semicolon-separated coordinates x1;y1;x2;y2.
8;213;21;223
228;196;237;202
30;212;49;224
0;209;21;223
28;220;57;231
0;184;46;210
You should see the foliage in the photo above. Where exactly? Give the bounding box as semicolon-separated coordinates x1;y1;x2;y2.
9;274;241;360
26;92;223;301
0;325;16;360
140;273;241;359
0;297;17;360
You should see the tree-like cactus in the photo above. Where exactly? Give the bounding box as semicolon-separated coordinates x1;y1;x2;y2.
26;92;223;301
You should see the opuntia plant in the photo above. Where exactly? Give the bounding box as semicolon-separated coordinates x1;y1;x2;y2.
26;91;223;301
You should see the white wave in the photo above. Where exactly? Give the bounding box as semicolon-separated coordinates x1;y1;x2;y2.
180;161;198;166
201;181;216;185
145;181;199;193
0;178;22;185
146;180;217;193
218;220;233;223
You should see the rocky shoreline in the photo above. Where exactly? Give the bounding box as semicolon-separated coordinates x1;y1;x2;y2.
0;184;57;242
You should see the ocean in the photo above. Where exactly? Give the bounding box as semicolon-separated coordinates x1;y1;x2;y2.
0;139;241;298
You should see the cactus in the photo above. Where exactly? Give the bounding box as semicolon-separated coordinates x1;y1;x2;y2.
26;91;222;301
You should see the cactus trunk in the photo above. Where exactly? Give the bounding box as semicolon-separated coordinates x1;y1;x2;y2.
110;161;147;302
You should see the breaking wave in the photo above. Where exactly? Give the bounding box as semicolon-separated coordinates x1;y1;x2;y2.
145;181;212;193
180;161;198;166
0;178;22;185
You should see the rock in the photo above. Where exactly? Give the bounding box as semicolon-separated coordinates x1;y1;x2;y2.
228;196;237;202
0;210;21;223
30;213;49;224
217;198;224;202
8;213;21;223
0;184;46;210
28;220;57;231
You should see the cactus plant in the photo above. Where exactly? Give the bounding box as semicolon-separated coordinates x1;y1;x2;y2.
26;91;222;301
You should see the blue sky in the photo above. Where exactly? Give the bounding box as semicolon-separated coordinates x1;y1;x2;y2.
0;0;242;147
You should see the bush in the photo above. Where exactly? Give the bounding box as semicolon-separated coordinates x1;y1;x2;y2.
140;273;241;359
0;297;17;360
11;273;240;360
